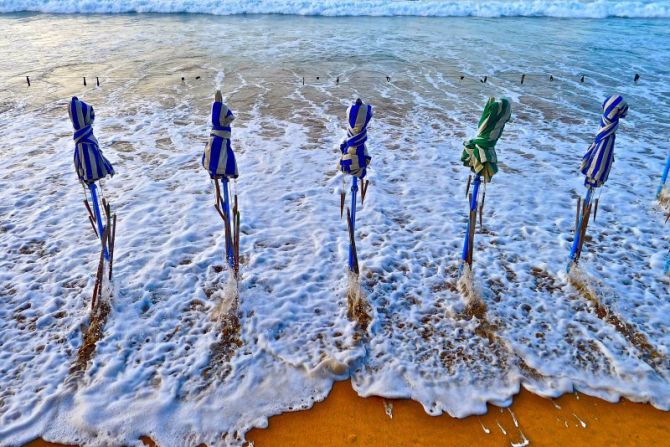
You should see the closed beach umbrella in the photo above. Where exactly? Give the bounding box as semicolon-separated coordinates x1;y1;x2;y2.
339;99;372;179
202;90;238;179
203;90;241;275
568;95;628;270
67;97;117;308
580;95;628;188
461;97;511;183
69;97;115;184
339;98;372;275
460;97;511;273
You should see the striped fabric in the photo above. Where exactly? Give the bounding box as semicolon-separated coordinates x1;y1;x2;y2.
339;99;372;179
202;92;238;179
461;97;511;183
68;97;114;184
580;95;629;188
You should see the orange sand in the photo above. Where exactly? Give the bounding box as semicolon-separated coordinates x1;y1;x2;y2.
25;380;670;447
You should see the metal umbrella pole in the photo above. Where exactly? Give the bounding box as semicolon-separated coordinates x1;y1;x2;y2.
567;187;594;271
88;183;109;260
460;174;481;274
347;177;359;274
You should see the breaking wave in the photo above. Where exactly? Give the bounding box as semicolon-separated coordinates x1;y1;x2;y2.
1;0;669;18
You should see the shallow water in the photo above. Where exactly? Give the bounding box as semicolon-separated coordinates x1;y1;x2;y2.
0;12;669;447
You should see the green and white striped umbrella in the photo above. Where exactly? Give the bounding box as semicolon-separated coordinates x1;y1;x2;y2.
461;97;511;183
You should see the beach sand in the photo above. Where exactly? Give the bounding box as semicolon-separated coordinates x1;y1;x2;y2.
25;379;670;447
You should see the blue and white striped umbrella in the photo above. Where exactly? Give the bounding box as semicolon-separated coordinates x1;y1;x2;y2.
68;97;115;184
339;100;372;179
202;91;238;179
580;95;628;188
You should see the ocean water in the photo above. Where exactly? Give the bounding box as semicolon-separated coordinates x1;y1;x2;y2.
0;7;669;447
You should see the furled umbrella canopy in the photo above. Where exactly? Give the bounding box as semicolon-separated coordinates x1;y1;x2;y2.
68;97;115;184
461;97;511;183
339;99;372;179
203;91;238;179
580;95;629;188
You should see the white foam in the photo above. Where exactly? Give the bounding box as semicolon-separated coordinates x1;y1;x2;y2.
0;0;669;18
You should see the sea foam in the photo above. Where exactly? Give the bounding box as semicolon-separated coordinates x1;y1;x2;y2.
1;0;669;18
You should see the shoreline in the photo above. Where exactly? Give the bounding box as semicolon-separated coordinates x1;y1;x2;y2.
25;379;670;446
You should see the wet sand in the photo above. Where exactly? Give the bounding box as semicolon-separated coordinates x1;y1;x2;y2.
25;379;670;446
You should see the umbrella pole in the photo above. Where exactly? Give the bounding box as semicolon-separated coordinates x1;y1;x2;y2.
657;153;670;199
88;183;109;261
460;174;481;275
349;177;359;273
221;178;235;271
567;187;594;271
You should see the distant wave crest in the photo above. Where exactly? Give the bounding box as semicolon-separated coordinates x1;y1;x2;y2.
1;0;669;18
